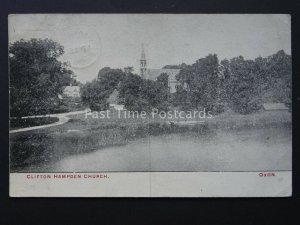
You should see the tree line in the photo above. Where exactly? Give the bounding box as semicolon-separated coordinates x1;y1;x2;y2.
82;50;291;115
81;67;170;112
9;38;291;118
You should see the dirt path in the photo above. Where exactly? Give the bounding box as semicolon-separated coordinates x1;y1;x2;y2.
9;110;87;134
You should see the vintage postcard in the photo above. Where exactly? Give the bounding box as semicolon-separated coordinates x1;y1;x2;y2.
9;14;292;197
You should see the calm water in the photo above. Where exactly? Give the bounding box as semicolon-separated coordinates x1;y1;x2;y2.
41;126;292;172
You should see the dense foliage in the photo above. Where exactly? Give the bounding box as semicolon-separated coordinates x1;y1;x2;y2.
78;50;292;115
82;69;170;112
175;54;221;112
118;73;170;112
156;73;169;88
174;50;291;114
9;38;76;117
81;79;109;111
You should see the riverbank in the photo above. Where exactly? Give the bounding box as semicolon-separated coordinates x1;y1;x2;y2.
10;109;291;171
39;126;292;172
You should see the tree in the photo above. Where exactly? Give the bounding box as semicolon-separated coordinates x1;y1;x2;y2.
80;79;109;111
224;50;291;114
255;50;291;106
97;67;125;94
118;74;144;111
98;67;125;84
173;51;291;114
175;54;220;111
225;56;261;114
118;73;170;112
156;73;169;88
141;79;170;111
9;38;74;117
81;67;127;111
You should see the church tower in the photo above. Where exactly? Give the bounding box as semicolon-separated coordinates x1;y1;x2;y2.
140;44;147;78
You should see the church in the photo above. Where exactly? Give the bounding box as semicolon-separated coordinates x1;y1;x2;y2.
139;45;180;93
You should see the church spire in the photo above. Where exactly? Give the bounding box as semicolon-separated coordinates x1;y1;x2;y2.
141;43;146;61
140;43;147;78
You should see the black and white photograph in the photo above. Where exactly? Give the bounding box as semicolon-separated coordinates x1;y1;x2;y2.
8;14;292;197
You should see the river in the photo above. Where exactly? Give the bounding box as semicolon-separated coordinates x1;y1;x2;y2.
39;126;292;172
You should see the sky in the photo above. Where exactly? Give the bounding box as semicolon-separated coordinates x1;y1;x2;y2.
9;14;291;83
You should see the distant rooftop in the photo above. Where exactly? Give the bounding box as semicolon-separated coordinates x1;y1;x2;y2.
145;68;180;81
63;86;80;97
107;89;119;104
262;103;288;111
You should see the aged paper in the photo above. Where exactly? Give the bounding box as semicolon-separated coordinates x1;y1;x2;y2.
9;14;292;197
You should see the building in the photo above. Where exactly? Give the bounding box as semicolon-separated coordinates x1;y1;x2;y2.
107;89;125;110
140;44;147;78
62;86;81;98
139;45;180;93
144;68;180;93
262;103;289;111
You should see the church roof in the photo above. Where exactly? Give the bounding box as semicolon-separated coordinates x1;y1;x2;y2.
145;68;180;81
63;86;80;93
141;44;146;61
107;89;119;104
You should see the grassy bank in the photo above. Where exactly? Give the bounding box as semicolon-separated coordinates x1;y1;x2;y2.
10;109;291;171
10;122;209;170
